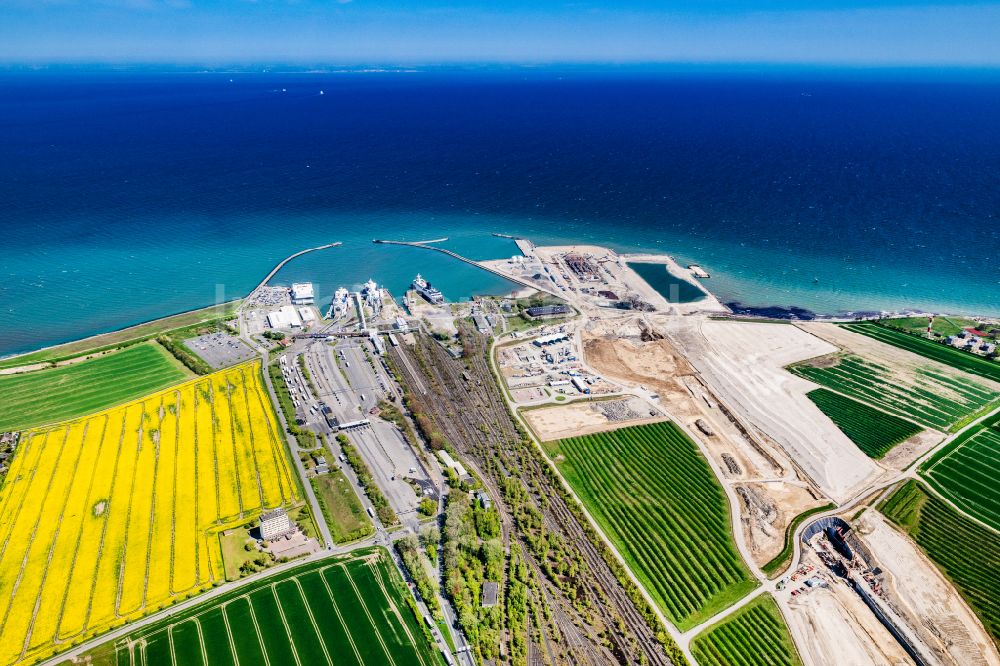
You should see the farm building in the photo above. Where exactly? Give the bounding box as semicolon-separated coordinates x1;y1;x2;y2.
260;508;293;540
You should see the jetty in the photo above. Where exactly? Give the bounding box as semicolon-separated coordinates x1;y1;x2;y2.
373;238;561;298
242;242;342;306
373;237;448;245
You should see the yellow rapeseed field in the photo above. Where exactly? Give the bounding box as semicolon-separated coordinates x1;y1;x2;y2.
0;360;299;665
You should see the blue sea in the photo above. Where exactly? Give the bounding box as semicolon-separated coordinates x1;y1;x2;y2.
1;68;999;358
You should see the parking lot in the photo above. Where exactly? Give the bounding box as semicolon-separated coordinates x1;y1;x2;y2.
184;332;257;369
280;338;437;530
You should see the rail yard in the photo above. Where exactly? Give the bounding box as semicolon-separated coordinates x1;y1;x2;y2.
2;237;998;666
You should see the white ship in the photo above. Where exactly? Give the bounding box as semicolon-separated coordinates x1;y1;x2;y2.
412;273;444;305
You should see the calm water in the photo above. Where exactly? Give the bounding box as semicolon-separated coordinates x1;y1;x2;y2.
2;69;999;357
627;263;705;304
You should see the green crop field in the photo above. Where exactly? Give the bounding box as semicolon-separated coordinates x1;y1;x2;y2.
880;480;1000;645
841;322;1000;383
920;412;1000;532
311;470;374;542
691;594;802;666
878;316;982;338
547;421;756;631
790;354;999;433
807;388;923;458
78;548;443;666
0;342;192;431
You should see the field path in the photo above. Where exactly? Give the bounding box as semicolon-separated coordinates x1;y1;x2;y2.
114;402;149;617
0;427;71;659
342;564;399;666
317;564;362;665
19;420;95;656
270;585;304;666
82;405;136;631
236;367;266;511
138;396;167;612
53;414;111;642
220;601;241;666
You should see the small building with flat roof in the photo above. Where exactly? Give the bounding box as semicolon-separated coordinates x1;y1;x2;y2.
482;581;499;607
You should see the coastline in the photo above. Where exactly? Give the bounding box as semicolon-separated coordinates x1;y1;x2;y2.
3;238;997;363
0;299;241;367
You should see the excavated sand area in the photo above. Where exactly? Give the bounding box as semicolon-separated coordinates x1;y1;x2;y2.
664;319;882;503
784;582;913;666
583;324;786;479
854;512;1000;666
521;396;664;441
737;481;827;567
783;550;914;666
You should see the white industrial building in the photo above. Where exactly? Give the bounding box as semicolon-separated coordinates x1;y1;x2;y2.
332;287;351;317
259;508;293;540
369;329;385;355
361;278;382;315
290;283;315;305
394;316;409;332
437;450;468;478
533;332;569;347
267;305;303;329
298;307;316;323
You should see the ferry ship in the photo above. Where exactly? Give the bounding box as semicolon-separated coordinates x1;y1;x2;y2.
412;273;444;305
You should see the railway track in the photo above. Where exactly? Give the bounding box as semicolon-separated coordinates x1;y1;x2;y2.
389;327;676;666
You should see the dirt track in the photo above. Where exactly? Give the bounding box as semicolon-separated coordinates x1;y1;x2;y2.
662;318;883;503
854;512;1000;666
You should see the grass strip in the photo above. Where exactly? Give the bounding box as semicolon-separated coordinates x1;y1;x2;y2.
761;503;836;578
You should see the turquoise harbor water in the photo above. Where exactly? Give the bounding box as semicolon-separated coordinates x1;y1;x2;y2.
1;70;999;358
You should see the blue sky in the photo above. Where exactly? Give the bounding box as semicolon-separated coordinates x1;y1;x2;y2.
0;1;998;66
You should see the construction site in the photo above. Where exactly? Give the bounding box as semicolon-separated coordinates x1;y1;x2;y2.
481;243;726;316
218;237;1000;666
776;512;999;666
496;325;618;405
476;240;999;666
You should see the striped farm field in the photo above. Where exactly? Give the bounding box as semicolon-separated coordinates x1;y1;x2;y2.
790;354;1000;433
841;322;1000;384
807;388;922;458
0;342;191;432
880;480;1000;645
0;360;300;666
920;412;1000;532
79;549;443;666
547;421;755;631
691;594;802;666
